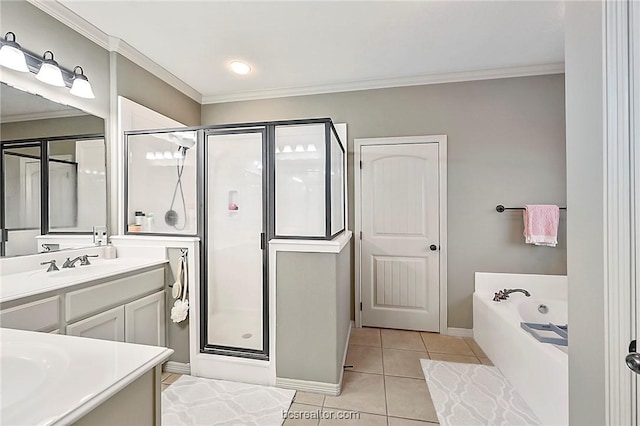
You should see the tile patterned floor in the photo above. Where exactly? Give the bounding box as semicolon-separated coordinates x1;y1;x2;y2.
285;327;493;426
161;372;183;392
160;328;492;425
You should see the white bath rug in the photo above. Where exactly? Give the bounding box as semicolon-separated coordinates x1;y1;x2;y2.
162;375;295;426
420;360;540;426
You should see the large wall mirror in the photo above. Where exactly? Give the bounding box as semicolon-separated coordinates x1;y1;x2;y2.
0;83;106;257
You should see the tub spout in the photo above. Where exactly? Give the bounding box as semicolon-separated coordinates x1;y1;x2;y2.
492;288;531;302
503;288;531;298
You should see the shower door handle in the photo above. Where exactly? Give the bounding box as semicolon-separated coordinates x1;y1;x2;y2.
260;232;266;250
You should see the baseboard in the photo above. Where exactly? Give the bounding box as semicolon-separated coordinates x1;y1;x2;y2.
446;327;474;338
163;361;191;375
276;377;341;396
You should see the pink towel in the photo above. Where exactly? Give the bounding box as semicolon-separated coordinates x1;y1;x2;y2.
523;205;560;247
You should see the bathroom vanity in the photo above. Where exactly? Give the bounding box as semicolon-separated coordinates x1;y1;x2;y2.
0;257;167;345
0;327;172;425
0;254;172;425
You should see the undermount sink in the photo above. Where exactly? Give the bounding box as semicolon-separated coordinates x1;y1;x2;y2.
0;341;69;411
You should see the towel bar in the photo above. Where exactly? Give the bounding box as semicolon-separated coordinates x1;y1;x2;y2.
496;204;567;213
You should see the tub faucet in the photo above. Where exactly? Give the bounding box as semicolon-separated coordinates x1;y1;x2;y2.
493;288;531;302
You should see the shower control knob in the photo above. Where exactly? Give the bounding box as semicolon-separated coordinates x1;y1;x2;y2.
429;244;439;251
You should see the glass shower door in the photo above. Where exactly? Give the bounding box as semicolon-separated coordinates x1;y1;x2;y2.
205;130;267;356
1;144;42;256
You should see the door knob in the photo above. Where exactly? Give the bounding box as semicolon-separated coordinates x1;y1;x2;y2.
626;353;640;375
627;340;639;375
429;244;439;251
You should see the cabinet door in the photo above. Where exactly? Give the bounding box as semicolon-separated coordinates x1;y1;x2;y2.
67;306;125;342
125;291;165;346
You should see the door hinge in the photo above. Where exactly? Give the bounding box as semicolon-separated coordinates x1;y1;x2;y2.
260;232;266;250
359;160;362;169
360;302;363;311
359;231;362;240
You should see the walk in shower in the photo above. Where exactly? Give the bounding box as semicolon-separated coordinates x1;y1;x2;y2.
125;118;346;362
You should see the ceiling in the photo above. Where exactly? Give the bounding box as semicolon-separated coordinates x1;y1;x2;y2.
57;1;565;103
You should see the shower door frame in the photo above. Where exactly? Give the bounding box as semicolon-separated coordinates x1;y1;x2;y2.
200;127;272;360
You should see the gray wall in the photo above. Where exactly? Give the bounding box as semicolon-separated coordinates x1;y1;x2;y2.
1;115;105;141
565;2;606;424
203;74;567;329
115;54;201;127
276;243;351;384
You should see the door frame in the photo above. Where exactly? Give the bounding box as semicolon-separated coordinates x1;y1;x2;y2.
604;0;638;423
354;135;448;334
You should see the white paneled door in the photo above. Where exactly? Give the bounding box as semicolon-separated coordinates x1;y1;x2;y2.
360;143;440;331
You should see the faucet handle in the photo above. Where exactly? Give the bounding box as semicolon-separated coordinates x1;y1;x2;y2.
80;254;98;265
40;259;59;272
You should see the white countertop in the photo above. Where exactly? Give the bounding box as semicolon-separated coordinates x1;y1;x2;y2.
0;258;168;304
0;328;173;426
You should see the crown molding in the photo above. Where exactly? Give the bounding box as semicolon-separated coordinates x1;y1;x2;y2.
26;0;111;49
0;109;88;124
202;62;565;104
110;38;202;103
26;0;202;103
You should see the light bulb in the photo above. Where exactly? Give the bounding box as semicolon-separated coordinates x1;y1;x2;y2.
163;151;173;159
283;145;292;153
146;152;156;160
306;144;317;152
229;61;251;75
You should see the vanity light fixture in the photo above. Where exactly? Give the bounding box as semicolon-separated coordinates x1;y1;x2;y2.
282;145;293;153
36;51;65;87
294;145;304;153
0;31;96;98
306;144;317;152
0;32;28;72
229;60;251;75
69;66;95;99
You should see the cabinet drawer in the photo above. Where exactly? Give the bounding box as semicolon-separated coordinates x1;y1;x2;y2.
0;296;59;332
66;268;164;322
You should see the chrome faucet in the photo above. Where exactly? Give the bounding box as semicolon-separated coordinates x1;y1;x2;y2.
492;288;531;302
40;259;59;272
62;254;99;268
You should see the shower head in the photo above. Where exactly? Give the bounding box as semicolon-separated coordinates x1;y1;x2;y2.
167;132;196;150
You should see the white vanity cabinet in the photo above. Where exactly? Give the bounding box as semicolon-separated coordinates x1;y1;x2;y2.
65;268;165;346
0;265;166;347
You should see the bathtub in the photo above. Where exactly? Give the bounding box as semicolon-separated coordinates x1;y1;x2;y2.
473;272;568;426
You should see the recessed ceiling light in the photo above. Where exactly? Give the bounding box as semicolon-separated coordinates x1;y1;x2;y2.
229;61;251;75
